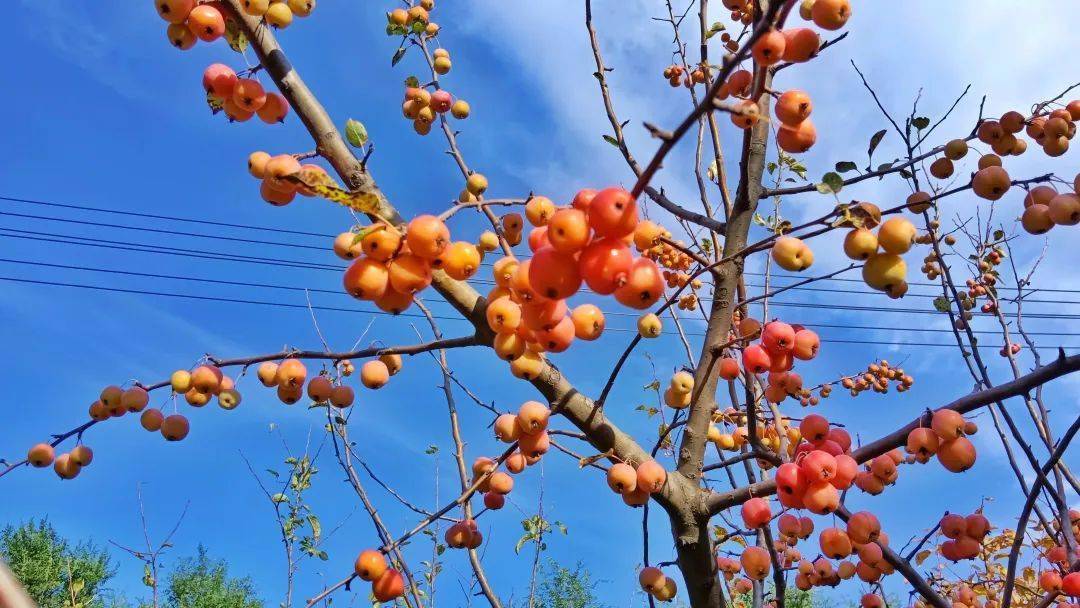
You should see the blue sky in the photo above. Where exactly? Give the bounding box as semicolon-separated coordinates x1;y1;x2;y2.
2;1;1079;606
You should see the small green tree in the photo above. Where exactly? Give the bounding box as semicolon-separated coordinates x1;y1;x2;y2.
163;545;261;608
532;561;603;608
0;519;115;608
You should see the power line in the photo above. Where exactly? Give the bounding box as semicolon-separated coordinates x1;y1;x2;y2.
0;195;334;238
6;193;1078;295
4;228;1080;321
2;274;1078;350
0;210;327;251
0;228;342;271
3;257;1079;337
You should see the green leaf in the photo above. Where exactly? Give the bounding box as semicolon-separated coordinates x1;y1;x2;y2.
410;20;426;34
424;444;439;455
404;75;420;88
602;134;620;147
912;116;931;130
835;161;858;173
867;129;887;162
706;21;726;39
307;515;322;539
932;297;951;312
818;172;844;194
993;229;1005;241
391;46;407;66
345;119;368;148
271;493;289;504
386;23;408;36
766;161;777;175
266;468;280;478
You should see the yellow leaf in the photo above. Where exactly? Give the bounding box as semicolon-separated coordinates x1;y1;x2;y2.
915;549;932;565
285;170;383;214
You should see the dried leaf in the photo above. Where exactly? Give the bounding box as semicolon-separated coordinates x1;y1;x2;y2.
206;90;224;114
224;18;248;53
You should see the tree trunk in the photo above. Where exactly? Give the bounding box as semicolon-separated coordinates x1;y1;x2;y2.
672;52;774;608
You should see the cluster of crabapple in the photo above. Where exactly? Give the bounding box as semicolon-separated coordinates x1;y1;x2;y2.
904;408;978;473
841;214;917;298
333;212;480;315
924;100;1080;225
661;64;706;88
247;151;328;206
638;566;679;603
156;0;228;50
937;511;991;562
714;2;849;149
386;0;440;38
639;232;701;310
915;229;953;282
352;549;404;603
774;414;859;512
203;64;290;123
489;401;551;475
838;359;914;396
722;320;822;403
771;88;817;153
157;0;314;50
153;365;243;443
790;510;897;590
1021;176;1080;235
238;0;316;29
605;458;669;507
926;585;995;608
660;370;697;410
482;188;666;377
708;407;799;456
401;78;470;136
27;442;95;481
1040;534;1080;598
851;449;907;496
252;355;400;409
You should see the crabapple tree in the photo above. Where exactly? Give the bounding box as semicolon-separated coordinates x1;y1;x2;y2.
6;1;1080;608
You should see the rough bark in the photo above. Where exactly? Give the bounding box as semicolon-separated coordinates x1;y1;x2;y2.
671;50;775;608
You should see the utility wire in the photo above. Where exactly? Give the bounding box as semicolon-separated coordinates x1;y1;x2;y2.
2;275;1077;350
2;257;1079;336
4;193;1077;293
